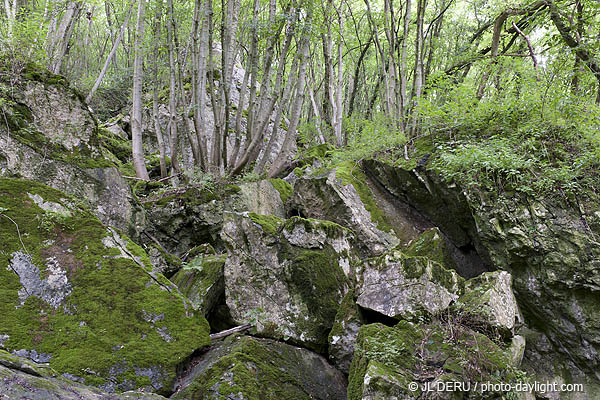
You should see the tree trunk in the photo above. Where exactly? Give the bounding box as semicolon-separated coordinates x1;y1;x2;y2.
131;0;150;180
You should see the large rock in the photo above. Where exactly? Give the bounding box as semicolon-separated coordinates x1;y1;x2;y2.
0;350;166;399
144;180;285;256
172;335;347;400
221;212;355;352
0;178;210;394
328;290;365;374
170;253;227;315
0;65;144;238
455;270;522;336
290;165;399;256
348;321;521;400
365;159;600;379
356;249;464;320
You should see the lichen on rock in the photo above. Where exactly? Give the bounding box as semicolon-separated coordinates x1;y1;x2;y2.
0;178;210;394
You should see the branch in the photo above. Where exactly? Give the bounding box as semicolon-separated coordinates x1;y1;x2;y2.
210;323;252;340
512;21;538;72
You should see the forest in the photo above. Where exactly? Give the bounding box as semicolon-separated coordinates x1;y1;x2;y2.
2;0;600;399
2;0;600;190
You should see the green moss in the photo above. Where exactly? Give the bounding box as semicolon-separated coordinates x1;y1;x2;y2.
403;228;457;271
171;254;226;313
348;319;518;399
268;178;293;204
172;336;327;400
248;213;283;236
282;216;352;239
335;161;393;232
146;184;241;209
279;242;349;352
98;128;131;164
328;289;363;344
0;178;210;393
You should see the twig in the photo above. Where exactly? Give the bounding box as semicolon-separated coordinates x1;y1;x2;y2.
1;213;29;256
210;323;252;340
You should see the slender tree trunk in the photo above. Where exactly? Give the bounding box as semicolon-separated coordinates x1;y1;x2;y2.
152;0;167;178
268;24;311;178
86;1;134;103
131;0;150;180
47;1;83;74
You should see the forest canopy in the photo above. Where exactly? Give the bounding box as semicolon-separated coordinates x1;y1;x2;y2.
1;0;600;196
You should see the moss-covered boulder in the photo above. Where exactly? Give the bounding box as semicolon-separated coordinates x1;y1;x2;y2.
328;290;365;374
357;249;464;321
454;271;522;337
0;66;144;238
348;321;521;400
221;212;356;352
0;350;167;399
170;254;227;315
0;178;210;394
289;165;400;256
172;335;347;400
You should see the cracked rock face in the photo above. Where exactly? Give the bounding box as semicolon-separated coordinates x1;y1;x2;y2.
221;212;356;352
356;249;464;320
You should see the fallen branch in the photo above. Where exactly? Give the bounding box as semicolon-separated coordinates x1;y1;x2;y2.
210;323;252;341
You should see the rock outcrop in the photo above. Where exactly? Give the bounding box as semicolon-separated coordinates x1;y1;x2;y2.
0;65;144;238
0;178;210;394
365;158;600;389
0;350;167;399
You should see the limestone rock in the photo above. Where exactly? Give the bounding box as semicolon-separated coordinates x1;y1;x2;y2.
221;212;355;352
0;66;144;238
348;322;519;400
357;250;464;320
145;180;285;256
0;350;166;399
365;159;600;378
172;335;347;400
289;165;399;256
328;290;365;374
455;270;522;336
170;254;226;315
0;178;210;394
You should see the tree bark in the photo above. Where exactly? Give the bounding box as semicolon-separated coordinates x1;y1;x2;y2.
131;0;150;180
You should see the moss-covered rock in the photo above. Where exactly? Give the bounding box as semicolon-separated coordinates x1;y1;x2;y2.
143;184;243;255
289;166;399;257
0;350;167;399
357;249;464;321
328;289;365;374
170;254;227;316
348;321;520;400
221;212;356;352
0;69;144;238
454;271;522;337
172;335;347;400
0;178;210;394
364;158;600;386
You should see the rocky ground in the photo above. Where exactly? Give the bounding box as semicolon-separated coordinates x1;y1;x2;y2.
1;66;599;399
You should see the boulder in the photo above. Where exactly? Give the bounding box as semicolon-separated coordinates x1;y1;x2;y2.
348;321;521;400
356;250;464;320
328;290;365;374
289;165;399;256
172;335;347;400
0;178;210;394
221;212;355;352
144;180;285;256
170;254;227;315
0;65;144;238
455;270;522;336
0;350;166;399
